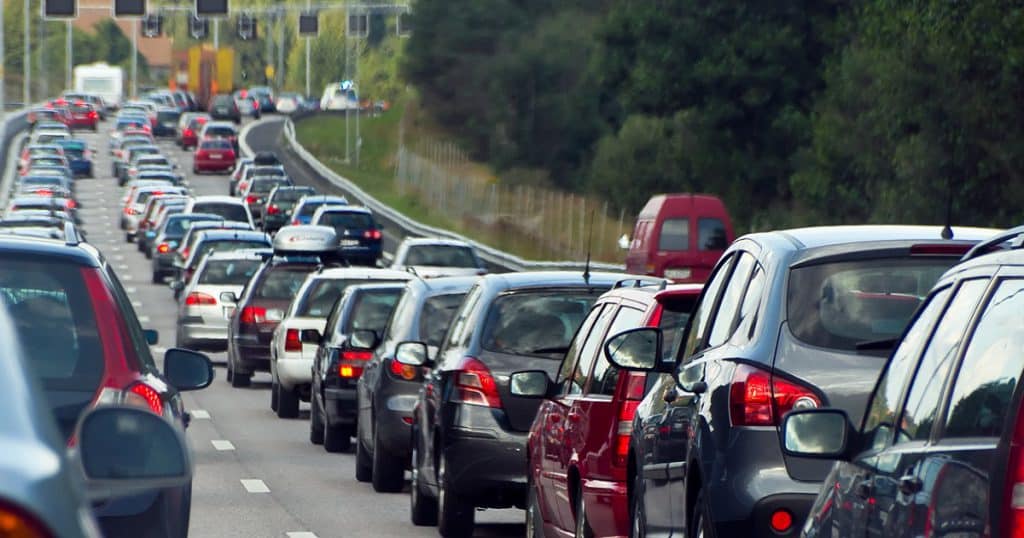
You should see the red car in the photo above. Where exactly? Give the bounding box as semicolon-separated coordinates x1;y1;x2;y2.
180;116;209;150
66;101;99;131
193;138;237;174
522;282;702;538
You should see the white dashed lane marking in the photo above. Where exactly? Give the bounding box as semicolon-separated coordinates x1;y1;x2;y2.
241;479;270;493
191;409;211;419
125;287;137;293
286;533;318;538
138;315;150;323
211;440;236;451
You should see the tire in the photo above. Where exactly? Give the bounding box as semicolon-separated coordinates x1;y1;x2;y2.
125;233;133;243
270;379;280;412
526;478;545;538
372;426;405;492
355;424;373;483
225;359;234;383
631;473;647;538
574;487;594;538
276;382;299;419
437;453;474;537
690;488;715;538
324;423;351;453
151;271;162;284
310;397;325;445
230;357;251;388
410;435;438;526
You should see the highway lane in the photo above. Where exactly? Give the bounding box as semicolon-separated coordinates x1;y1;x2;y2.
60;116;524;537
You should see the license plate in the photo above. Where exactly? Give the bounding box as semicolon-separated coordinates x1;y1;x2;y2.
340;239;360;246
210;154;222;159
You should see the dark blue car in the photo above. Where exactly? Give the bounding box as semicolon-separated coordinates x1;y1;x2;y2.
56;138;93;178
290;195;349;225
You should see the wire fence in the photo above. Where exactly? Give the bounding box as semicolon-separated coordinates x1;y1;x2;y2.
395;141;634;263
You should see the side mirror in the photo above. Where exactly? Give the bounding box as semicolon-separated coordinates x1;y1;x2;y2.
219;291;237;304
509;370;553;398
395;341;429;367
163;348;214;391
604;328;663;371
76;406;191;501
350;329;379;350
300;329;322;344
169;280;184;292
143;329;159;345
781;409;852;460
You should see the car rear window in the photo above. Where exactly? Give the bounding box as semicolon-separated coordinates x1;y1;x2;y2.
419;293;467;348
405;245;477;268
158;110;180;121
345;289;405;334
787;257;956;351
206;126;236;137
481;291;602;359
298;201;327;217
658;218;690;251
273;189;314;203
199;259;263;285
194;202;249;223
195;240;269;264
166;216;218;236
252;178;288;193
295;278;408;318
201;140;232;150
0;259;104;438
317;211;373;231
256;266;315;300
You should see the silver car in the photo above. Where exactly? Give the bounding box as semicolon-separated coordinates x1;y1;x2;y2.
176;249;271;350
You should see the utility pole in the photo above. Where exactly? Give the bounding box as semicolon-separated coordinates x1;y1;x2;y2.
131;20;138;97
1;0;5;126
39;15;47;99
23;0;30;104
265;11;274;85
213;18;219;50
66;20;73;90
305;0;311;96
277;8;285;90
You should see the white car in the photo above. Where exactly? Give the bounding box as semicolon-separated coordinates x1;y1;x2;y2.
390;237;488;278
269;267;415;418
175;249;270;350
184;195;255;229
320;82;359;111
275;94;300;114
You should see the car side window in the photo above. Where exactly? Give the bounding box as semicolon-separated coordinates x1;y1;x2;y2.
680;254;734;361
565;305;617;396
731;264;766;346
942;278;1024;439
557;305;606;391
322;293;345;343
897;279;988;442
446;285;483;349
707;253;756;348
861;286;952;452
590;306;645;396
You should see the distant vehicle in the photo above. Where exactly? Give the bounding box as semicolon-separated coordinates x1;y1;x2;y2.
55;138;93;177
311;205;384;266
209;93;242;124
624;193;734;283
73;62;124;109
176;249;270;351
320;81;359;111
154;107;182;137
194;139;237;174
290;194;349;226
248;86;276;113
66;101;99;131
150;213;225;283
390;237;487;277
262;185;317;233
275;92;301;114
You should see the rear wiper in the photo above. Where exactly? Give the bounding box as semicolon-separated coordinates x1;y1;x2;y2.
855;337;898;353
531;346;569;355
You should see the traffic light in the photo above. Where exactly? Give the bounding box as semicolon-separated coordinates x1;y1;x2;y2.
195;0;228;17
42;0;76;19
141;14;163;38
237;14;257;40
189;15;209;39
298;12;318;36
113;0;146;17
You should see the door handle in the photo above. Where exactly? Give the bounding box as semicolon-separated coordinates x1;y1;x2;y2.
898;475;923;495
855;479;873;500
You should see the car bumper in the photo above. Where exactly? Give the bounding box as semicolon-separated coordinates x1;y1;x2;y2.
235;340;272;372
195;159;234;171
180;322;228;342
275;357;312;389
152;254;175;273
443;426;529;508
323;386;358;428
262;215;289;231
374;395;417;460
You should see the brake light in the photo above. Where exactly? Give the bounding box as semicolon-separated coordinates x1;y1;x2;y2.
65;199;76;209
285;329;302;352
363;229;382;240
770;510;794;533
240;306;267;324
339;365;364;378
342;350;373;361
267;204;280;215
0;500;54;538
157;243;170;254
185;292;216;306
124;207;138;215
126;383;164;415
729;364;820;427
183;128;193;137
253;100;259;109
88;110;97;120
246;195;258;204
452;357;501;408
1001;402;1024;538
388;357;420;381
613;373;646;467
291;219;300;225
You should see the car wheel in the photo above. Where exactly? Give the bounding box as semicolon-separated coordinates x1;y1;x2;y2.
270;379;280;412
372;426;405;492
355;423;373;483
631;472;647;538
225;357;234;383
574;487;594;538
526;477;545;538
689;488;715;538
309;396;325;445
437;453;474;537
125;233;133;243
410;435;438;526
145;249;153;260
323;423;351;453
276;382;299;418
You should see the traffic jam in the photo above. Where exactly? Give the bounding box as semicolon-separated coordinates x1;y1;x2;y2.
3;89;1024;538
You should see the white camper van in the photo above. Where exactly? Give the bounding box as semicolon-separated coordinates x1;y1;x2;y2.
73;63;124;110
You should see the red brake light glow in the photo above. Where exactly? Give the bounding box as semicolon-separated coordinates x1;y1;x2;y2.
240;306;267;324
363;229;382;240
452;356;502;408
267;205;280;215
729;364;820;427
0;499;54;538
285;329;302;352
388;357;419;381
770;510;793;533
157;243;170;254
246;195;258;204
128;383;164;415
185;292;217;306
341;350;374;361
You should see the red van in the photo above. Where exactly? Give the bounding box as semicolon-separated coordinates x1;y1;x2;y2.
624;194;734;283
517;281;702;538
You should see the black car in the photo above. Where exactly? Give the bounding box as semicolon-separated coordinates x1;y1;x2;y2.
262;185;316;233
310;206;383;266
782;226;1024;538
154;107;182;137
401;271;628;536
241;176;294;226
608;225;997;538
307;282;409;452
355;276;476;492
209;93;242;124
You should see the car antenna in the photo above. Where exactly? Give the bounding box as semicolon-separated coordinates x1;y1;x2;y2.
583;208;594;287
941;181;954;240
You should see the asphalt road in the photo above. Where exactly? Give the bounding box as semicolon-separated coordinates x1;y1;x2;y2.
65;115;524;538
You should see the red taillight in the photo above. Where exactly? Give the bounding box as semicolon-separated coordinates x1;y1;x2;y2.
88;110;97;120
240;306;267;324
183;128;193;137
0;499;55;538
246;195;258;204
1001;407;1024;538
729;364;820;427
770;510;793;533
342;350;374;361
185;292;216;306
613;372;646;467
267;204;280;215
253;101;259;109
157;243;170;254
124;207;138;215
452;357;502;408
127;383;164;415
65;199;76;209
363;229;382;240
339;365;364;378
291;219;300;225
387;357;420;381
285;329;302;352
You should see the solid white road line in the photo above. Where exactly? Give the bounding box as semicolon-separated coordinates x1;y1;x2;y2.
131;300;142;307
138;315;150;323
191;409;211;419
125;287;137;293
211;440;236;451
241;479;270;493
286;533;319;538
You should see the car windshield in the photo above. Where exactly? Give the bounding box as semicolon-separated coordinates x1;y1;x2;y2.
199;259;263;285
256;266;314;300
787;257;958;351
404;245;477;268
193;202;249;223
481;290;601;359
317;211;373;231
345;289;405;334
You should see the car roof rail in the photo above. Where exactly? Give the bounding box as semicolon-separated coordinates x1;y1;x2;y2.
960;225;1024;262
612;277;667;289
64;221;80;246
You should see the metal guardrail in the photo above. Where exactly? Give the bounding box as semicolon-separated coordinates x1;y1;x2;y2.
275;116;627;273
0;108;38;208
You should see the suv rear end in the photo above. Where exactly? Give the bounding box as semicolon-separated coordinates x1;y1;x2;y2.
311;206;383;266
